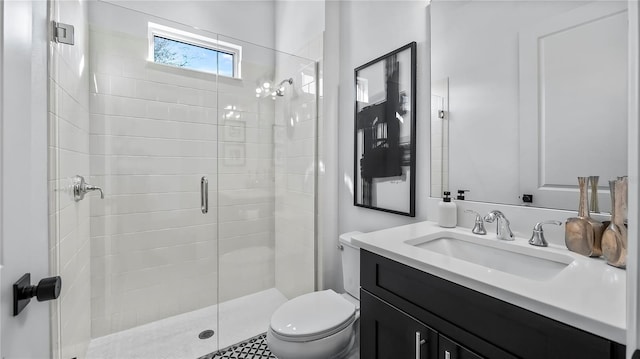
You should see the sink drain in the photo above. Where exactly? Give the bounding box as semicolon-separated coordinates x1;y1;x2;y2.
198;329;215;340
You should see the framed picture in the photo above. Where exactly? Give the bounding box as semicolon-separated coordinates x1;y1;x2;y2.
222;143;246;166
354;42;416;217
224;120;246;142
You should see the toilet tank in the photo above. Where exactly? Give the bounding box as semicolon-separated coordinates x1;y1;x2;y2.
339;232;362;300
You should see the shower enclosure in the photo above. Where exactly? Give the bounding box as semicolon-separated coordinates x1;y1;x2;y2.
48;1;318;358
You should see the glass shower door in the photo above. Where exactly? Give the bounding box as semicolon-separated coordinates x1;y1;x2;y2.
85;8;221;357
215;34;318;350
50;2;221;358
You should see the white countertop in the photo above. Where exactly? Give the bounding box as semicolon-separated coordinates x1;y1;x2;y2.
351;221;627;344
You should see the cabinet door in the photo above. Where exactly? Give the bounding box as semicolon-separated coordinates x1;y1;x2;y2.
439;335;483;359
361;290;437;359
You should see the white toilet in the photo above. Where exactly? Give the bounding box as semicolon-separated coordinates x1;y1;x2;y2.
267;232;362;359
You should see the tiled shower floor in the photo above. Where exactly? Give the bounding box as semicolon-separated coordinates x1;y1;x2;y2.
86;288;288;359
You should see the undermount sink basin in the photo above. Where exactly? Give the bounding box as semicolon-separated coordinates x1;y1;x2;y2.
406;232;574;281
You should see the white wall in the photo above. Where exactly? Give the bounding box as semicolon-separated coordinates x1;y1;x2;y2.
100;0;275;49
1;0;51;358
275;1;325;56
337;2;430;242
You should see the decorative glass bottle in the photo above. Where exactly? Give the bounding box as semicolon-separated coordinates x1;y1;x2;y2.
565;177;604;257
602;178;627;268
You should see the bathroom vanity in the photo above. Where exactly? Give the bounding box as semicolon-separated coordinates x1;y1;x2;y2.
353;222;626;359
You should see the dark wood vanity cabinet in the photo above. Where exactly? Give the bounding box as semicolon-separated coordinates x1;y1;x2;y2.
360;250;626;359
361;290;437;358
439;335;483;359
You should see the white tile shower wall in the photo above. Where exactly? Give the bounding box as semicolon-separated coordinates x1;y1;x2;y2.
96;0;276;50
88;24;276;336
49;1;92;358
274;36;321;299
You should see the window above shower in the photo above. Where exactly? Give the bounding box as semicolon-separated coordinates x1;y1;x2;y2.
147;22;242;78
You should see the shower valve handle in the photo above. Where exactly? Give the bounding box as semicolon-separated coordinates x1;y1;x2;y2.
72;175;104;201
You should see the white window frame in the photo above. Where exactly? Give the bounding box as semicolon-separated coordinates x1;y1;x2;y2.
148;22;242;79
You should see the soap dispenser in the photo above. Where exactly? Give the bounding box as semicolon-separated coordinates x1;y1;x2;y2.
438;191;457;228
456;190;469;200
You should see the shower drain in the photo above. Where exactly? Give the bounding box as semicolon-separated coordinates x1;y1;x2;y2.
199;329;215;340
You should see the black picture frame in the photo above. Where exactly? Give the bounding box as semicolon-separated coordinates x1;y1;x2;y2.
354;42;416;217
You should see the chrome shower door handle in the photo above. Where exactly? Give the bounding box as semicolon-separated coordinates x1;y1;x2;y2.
201;176;208;214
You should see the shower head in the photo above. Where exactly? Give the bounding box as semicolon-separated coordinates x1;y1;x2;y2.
275;78;294;96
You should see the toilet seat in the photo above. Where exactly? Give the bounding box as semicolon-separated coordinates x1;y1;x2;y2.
269;289;356;342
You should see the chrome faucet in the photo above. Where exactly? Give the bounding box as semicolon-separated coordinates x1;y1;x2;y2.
484;210;514;240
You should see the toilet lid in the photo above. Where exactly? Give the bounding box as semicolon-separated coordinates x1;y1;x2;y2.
270;289;356;339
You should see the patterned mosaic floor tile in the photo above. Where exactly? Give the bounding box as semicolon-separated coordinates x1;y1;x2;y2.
200;333;277;359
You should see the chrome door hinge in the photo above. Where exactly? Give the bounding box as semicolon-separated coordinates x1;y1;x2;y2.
52;21;74;45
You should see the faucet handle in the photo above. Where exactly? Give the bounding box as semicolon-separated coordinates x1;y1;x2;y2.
529;220;562;247
465;210;486;235
72;175;105;201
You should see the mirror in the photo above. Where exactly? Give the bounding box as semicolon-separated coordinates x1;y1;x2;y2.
430;0;628;212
